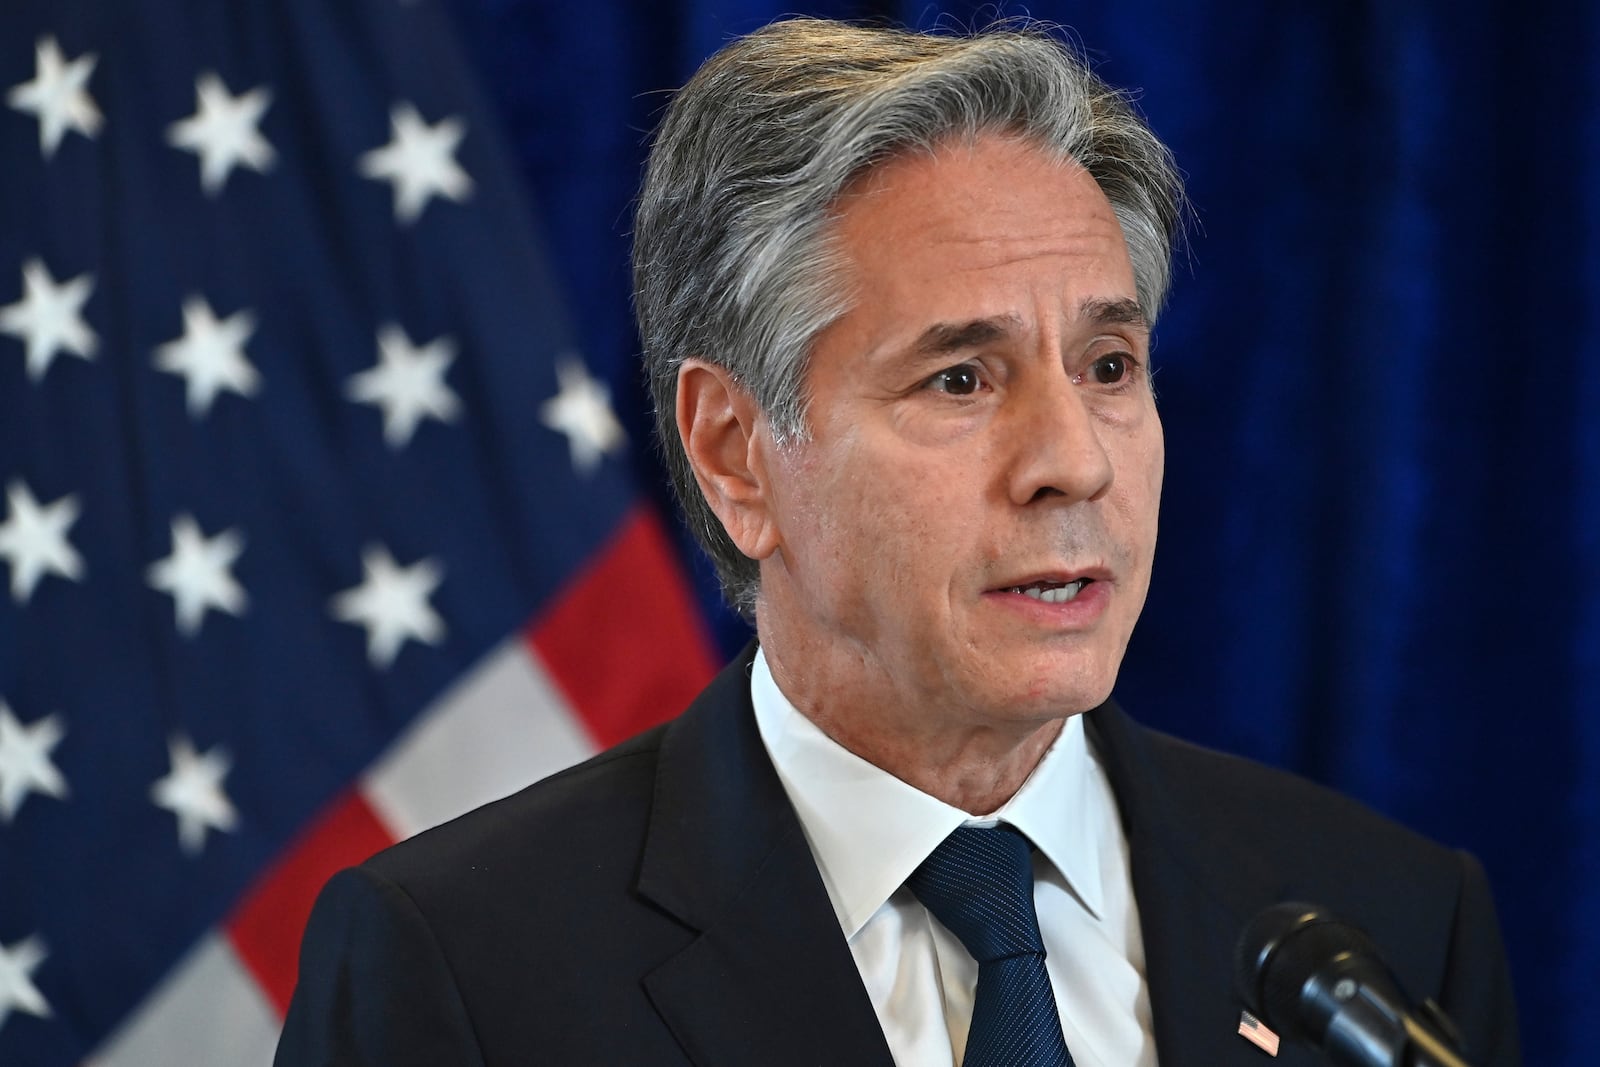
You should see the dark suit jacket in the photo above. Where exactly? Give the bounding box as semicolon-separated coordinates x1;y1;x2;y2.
276;647;1520;1066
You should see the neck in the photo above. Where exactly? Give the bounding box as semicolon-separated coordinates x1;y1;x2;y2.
762;642;1066;815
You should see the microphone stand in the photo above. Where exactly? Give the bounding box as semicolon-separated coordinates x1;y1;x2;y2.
1399;1006;1475;1067
1319;988;1474;1067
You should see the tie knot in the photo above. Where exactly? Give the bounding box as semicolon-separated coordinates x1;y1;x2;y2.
906;825;1045;963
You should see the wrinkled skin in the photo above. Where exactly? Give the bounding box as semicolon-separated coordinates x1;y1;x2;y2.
678;134;1164;811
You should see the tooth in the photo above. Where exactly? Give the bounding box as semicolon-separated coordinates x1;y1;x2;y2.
1017;580;1086;603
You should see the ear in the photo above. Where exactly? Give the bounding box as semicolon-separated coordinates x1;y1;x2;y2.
676;359;783;561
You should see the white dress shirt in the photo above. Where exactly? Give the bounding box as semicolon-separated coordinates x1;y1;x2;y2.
750;649;1158;1067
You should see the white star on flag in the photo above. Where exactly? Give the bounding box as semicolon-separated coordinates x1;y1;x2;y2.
0;935;51;1032
539;356;626;475
145;514;248;637
0;703;68;823
346;324;462;448
0;479;84;604
149;734;239;856
0;257;98;382
329;544;446;669
357;102;474;224
166;72;276;196
153;295;262;418
6;36;102;159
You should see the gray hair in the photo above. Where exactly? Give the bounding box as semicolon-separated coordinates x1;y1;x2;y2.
633;17;1185;619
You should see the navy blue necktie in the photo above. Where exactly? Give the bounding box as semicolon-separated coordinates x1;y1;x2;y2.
906;825;1075;1067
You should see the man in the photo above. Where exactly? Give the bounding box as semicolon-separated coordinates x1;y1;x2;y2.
277;18;1519;1066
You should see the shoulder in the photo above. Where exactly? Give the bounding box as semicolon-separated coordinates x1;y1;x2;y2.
1142;726;1469;889
281;696;729;1062
1147;729;1437;844
317;717;698;1036
362;721;670;897
1152;729;1401;825
1090;701;1479;952
1114;716;1500;988
355;644;761;907
1124;723;1519;1062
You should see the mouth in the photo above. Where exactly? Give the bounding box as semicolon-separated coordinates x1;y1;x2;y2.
999;577;1094;604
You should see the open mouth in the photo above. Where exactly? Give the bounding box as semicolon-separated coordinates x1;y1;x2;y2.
1002;578;1092;604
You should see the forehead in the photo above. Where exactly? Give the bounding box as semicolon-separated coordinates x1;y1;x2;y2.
839;133;1129;274
813;133;1140;357
839;132;1080;215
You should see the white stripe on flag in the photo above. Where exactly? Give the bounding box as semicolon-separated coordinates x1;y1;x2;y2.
86;934;280;1067
362;632;598;839
88;634;600;1065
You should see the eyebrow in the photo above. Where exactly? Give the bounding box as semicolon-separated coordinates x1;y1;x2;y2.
911;316;1021;355
908;298;1149;357
1078;298;1149;329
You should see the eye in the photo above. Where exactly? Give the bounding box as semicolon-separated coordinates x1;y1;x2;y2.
925;364;983;395
1075;349;1145;389
1088;353;1131;385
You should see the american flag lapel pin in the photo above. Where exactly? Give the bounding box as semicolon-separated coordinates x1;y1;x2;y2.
1237;1011;1280;1056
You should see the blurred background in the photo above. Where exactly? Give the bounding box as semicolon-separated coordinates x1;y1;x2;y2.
0;1;1594;1064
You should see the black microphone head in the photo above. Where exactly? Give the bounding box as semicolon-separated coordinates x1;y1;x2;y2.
1234;902;1387;1043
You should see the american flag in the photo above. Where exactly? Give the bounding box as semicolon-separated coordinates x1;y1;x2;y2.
1237;1010;1281;1057
0;1;719;1062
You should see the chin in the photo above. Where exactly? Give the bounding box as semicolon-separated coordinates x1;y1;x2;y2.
976;679;1112;724
1000;658;1119;719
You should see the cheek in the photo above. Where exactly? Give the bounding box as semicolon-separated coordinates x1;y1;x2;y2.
786;456;903;587
1114;417;1164;526
781;426;989;613
826;465;969;613
1146;417;1166;503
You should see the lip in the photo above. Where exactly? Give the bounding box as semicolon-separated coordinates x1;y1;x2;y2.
983;568;1113;627
989;565;1113;591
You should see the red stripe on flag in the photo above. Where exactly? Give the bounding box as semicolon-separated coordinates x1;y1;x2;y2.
531;505;720;747
225;790;397;1015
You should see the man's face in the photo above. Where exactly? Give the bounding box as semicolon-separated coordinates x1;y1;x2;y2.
752;133;1164;736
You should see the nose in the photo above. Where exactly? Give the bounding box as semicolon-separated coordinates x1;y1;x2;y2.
1005;370;1115;507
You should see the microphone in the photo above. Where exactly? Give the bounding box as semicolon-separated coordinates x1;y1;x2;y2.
1234;902;1475;1067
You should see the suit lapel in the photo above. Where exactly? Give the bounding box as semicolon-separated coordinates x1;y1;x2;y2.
637;645;895;1067
1087;702;1322;1067
633;655;1325;1065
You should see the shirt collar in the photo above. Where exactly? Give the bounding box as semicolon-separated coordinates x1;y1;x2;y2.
749;647;1106;939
